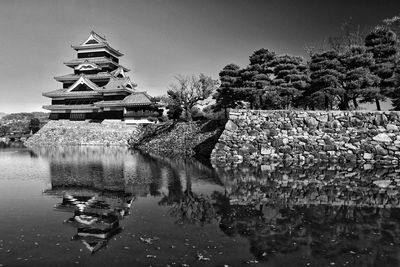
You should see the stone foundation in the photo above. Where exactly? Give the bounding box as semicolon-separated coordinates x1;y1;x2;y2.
211;109;400;165
25;120;140;146
129;120;224;158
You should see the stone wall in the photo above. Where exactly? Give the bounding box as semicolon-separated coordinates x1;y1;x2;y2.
25;120;140;146
129;120;225;158
211;109;400;165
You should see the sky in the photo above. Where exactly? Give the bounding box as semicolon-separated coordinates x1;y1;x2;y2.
0;0;400;113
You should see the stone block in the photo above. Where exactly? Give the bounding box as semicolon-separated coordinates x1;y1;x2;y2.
373;133;392;143
373;180;391;188
330;119;342;129
304;117;319;128
233;155;243;163
261;146;275;155
363;153;373;160
225;120;238;132
261;165;274;172
316;114;328;122
375;144;388;156
344;143;358;150
239;143;257;155
279;145;292;154
248;129;259;136
387;124;399;132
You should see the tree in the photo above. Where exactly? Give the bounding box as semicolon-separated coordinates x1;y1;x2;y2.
305;19;365;57
213;64;242;118
29;118;41;134
241;49;276;109
0;125;10;137
307;51;346;110
382;16;400;110
167;74;218;121
167;105;183;121
341;46;381;109
327;19;365;53
383;15;400;110
365;26;398;110
384;14;400;41
390;63;400;110
269;55;310;109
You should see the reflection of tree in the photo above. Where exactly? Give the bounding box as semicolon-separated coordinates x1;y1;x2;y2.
28;150;38;158
215;190;400;265
127;151;164;197
159;170;183;206
213;163;400;265
166;192;217;225
37;146;224;253
158;158;218;226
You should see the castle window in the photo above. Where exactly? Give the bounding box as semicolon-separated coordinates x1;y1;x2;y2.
72;84;93;92
86;39;99;45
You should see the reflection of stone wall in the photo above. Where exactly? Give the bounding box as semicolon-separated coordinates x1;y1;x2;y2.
211;110;400;165
35;146;220;197
25;120;140;146
212;162;400;264
215;163;400;208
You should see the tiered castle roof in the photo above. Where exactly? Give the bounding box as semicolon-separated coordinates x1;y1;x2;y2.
43;31;154;113
71;31;124;56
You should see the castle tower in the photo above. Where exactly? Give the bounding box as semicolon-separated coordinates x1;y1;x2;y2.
43;31;158;122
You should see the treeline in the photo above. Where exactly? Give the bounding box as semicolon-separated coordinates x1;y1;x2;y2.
213;15;400;116
157;15;400;122
0;112;48;137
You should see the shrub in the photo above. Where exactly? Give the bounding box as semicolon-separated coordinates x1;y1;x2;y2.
147;116;158;123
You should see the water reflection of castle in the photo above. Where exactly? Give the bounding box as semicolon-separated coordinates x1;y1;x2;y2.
38;146;222;253
39;146;164;253
54;192;133;253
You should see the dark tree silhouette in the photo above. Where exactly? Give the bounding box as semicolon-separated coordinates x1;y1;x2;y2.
341;45;381;109
158;167;217;226
213;64;242;118
269;55;310;109
29;118;41;134
241;49;276;109
365;26;398;110
307;51;346;110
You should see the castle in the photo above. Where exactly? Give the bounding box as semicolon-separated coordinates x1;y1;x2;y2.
43;31;159;123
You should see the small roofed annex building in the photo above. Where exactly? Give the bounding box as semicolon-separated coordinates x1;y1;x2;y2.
43;31;161;123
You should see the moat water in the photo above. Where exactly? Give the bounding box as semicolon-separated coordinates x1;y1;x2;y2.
1;147;400;266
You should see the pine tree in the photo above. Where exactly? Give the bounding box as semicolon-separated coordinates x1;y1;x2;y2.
341;45;380;109
213;64;242;118
307;51;346;110
365;26;398;110
268;55;310;109
384;15;400;41
383;15;400;110
240;49;276;109
390;58;400;110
